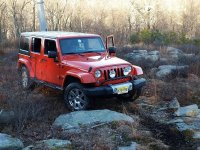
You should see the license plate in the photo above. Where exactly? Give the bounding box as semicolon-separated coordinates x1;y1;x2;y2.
110;82;132;95
116;86;128;94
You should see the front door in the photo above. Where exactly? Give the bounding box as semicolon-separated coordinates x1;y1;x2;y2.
42;39;60;85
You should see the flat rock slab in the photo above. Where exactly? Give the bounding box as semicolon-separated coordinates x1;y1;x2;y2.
23;139;71;150
118;142;137;150
53;109;134;130
174;104;199;117
0;133;24;150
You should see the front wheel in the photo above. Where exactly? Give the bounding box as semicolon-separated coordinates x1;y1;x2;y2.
117;89;142;102
64;83;90;111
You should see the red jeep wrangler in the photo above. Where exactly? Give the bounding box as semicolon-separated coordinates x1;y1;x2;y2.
17;31;146;111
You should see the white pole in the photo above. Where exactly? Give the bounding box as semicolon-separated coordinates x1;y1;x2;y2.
36;0;47;31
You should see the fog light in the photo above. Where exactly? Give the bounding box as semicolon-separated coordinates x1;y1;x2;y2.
109;69;116;78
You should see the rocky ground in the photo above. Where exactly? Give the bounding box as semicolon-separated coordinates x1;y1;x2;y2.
0;45;200;150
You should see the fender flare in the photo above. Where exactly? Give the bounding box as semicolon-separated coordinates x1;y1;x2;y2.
132;65;143;76
17;58;34;77
63;69;96;86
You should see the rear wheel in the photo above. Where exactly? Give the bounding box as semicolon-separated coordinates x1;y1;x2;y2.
20;66;34;90
64;83;90;111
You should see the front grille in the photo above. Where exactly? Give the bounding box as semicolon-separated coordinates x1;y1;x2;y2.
103;68;125;80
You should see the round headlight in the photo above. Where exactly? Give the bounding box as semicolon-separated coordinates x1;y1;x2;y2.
123;66;132;76
95;70;101;78
109;69;116;78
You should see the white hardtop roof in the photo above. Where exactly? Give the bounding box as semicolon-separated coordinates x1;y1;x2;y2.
21;31;100;39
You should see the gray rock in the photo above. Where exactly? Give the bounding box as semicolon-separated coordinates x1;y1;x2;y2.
168;97;180;110
166;47;197;64
22;145;33;150
197;147;200;150
0;133;24;150
193;132;200;139
160;58;168;65
167;47;183;56
167;118;184;124
183;53;195;58
132;50;148;54
53;109;134;130
155;65;189;79
0;109;15;124
148;50;160;55
174;104;199;117
146;52;160;62
175;118;200;131
125;50;160;66
118;142;137;150
197;111;200;118
23;139;71;150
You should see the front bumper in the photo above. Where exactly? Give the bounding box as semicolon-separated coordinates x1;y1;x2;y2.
84;78;146;97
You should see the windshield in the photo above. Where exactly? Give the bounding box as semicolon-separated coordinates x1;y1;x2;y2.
60;37;106;55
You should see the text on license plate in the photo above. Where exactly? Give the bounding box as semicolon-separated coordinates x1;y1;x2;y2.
116;86;128;94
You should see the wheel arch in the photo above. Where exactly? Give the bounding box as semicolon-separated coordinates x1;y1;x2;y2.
63;75;81;88
18;59;33;77
62;71;96;88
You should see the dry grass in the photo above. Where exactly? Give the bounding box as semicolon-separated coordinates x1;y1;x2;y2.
0;42;200;149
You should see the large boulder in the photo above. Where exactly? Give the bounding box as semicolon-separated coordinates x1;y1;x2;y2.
125;50;160;67
53;109;134;130
166;47;196;63
166;47;183;60
154;65;189;80
167;47;183;55
23;139;71;150
0;133;24;150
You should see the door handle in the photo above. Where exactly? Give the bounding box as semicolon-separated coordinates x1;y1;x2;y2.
40;58;47;62
56;64;64;68
30;56;35;59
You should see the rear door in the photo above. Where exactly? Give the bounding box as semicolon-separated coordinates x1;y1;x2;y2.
30;37;43;80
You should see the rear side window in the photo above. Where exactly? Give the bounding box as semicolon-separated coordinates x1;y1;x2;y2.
20;36;29;51
32;38;41;53
44;40;57;55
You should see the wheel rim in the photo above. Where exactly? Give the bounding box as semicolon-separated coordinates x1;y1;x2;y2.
22;70;28;88
67;88;88;110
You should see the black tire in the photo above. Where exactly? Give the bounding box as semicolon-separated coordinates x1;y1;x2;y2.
64;83;90;111
117;89;142;102
20;66;34;90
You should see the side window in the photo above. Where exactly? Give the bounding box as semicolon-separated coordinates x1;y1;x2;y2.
32;38;41;53
44;39;57;55
20;36;29;51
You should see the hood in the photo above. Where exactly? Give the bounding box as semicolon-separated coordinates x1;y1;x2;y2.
61;55;130;72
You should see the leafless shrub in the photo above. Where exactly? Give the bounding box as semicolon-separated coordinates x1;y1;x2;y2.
0;60;46;131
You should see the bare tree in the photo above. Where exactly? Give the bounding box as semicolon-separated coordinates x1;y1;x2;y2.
0;1;7;42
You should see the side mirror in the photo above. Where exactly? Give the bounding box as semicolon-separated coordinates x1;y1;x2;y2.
108;47;116;54
48;51;57;58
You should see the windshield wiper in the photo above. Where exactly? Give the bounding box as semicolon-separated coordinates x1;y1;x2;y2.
81;51;102;55
63;52;84;56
